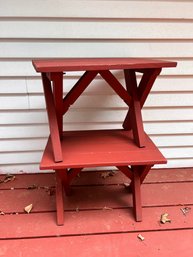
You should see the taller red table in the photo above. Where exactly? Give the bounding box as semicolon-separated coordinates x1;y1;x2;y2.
32;58;177;225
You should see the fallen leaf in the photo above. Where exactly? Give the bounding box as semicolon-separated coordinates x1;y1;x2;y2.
123;182;130;188
101;171;117;179
24;204;33;214
103;206;113;210
45;187;55;196
0;174;15;184
137;234;145;241
27;184;38;190
180;207;191;216
160;213;171;224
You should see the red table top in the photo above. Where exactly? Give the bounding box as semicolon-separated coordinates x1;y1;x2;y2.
32;57;177;72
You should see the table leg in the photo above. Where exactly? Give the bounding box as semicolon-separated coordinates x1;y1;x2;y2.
55;171;65;226
124;70;145;147
41;73;63;162
52;72;64;137
132;166;142;222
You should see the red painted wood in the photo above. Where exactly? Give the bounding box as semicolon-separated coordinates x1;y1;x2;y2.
99;70;131;106
32;58;177;72
139;165;152;183
33;58;177;225
1;205;192;239
138;68;161;107
52;72;64;136
1;182;193;213
132;166;142;221
55;171;64;225
56;169;71;196
40;130;166;170
67;168;83;183
1;168;192;190
116;166;133;180
123;69;145;147
41;73;63;162
0;173;55;189
62;71;98;114
1;230;193;257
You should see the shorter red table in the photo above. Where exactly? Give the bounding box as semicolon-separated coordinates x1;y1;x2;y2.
32;58;177;225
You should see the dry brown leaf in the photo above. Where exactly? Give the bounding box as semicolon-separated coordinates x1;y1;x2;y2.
123;182;130;188
0;174;16;184
100;171;117;179
24;204;33;214
160;213;171;224
45;187;55;196
180;207;191;216
137;234;145;241
27;184;38;190
103;206;113;210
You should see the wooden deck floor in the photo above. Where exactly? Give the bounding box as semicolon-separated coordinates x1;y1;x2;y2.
1;168;193;256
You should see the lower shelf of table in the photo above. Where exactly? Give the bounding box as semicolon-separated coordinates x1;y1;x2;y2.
40;129;167;170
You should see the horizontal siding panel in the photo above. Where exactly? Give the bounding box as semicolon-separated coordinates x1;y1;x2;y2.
0;79;26;93
1;75;193;97
151;135;193;147
155;159;193;169
1;107;193;125
1;20;193;39
1;121;193;139
28;93;193;110
0;151;42;165
160;147;193;159
26;76;193;94
1;42;193;59
1;1;193;19
0;164;44;174
0;138;46;152
0;95;28;109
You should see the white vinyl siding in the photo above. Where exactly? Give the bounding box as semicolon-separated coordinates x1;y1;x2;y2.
0;0;193;173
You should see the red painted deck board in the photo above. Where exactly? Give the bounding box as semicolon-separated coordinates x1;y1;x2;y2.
1;181;193;213
1;230;192;257
1;168;193;257
0;206;192;239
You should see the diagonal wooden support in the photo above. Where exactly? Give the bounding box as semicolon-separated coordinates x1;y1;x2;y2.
62;71;98;114
117;166;133;180
138;68;162;107
123;69;161;133
67;168;83;184
139;165;153;184
99;70;131;106
123;70;145;147
51;72;64;137
41;73;63;162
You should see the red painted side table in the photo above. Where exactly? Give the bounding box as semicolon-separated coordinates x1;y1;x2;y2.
32;58;177;225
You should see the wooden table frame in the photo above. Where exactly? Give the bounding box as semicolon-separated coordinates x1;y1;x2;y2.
33;58;177;225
